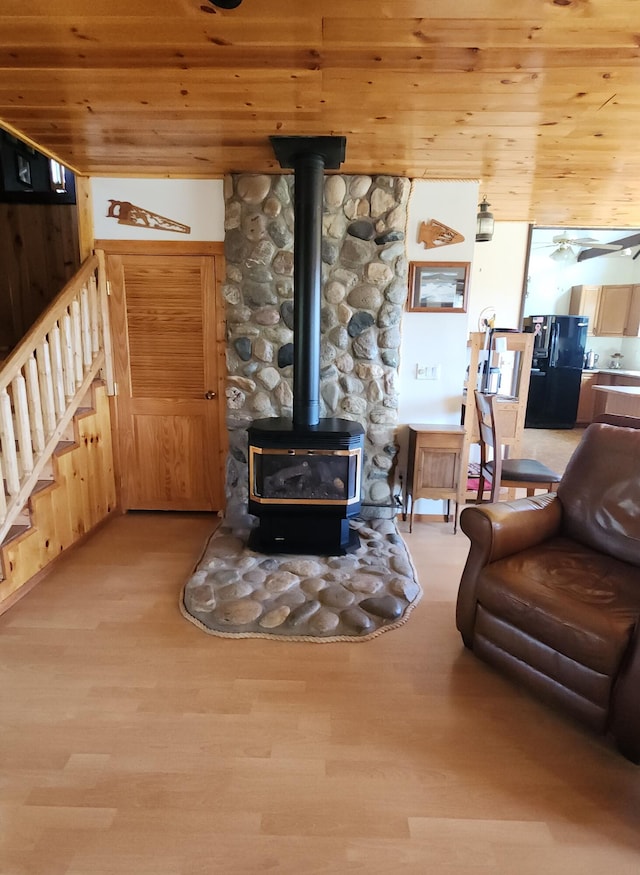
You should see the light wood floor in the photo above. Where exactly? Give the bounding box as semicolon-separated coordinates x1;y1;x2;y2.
2;429;639;874
520;425;586;473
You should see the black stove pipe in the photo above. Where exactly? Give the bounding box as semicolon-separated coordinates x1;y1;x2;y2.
291;151;323;428
270;135;346;431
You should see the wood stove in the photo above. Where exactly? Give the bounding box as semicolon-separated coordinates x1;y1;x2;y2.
247;135;364;555
248;417;363;554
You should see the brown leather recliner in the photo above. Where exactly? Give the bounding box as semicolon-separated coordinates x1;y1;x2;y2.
456;423;640;762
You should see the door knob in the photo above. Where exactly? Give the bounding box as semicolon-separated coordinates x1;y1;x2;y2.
204;390;217;400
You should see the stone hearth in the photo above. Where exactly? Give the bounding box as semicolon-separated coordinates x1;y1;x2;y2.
181;514;422;641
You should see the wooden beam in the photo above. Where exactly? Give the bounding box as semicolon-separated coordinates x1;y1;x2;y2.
577;233;640;261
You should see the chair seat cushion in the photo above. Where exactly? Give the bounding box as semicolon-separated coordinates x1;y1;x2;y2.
476;536;640;676
485;458;561;483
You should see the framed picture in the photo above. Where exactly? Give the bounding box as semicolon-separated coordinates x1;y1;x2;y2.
407;261;470;313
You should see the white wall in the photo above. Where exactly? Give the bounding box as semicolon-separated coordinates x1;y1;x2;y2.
91;178;224;241
397;180;478;512
397;213;553;514
398;180;478;425
469;221;529;331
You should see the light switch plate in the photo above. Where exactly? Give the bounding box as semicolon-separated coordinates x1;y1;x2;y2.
416;364;441;380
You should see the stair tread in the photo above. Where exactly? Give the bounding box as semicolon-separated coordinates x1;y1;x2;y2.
1;524;30;548
55;440;76;454
1;382;103;564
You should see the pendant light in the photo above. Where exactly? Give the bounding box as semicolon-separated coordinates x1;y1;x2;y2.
476;196;494;242
207;0;243;8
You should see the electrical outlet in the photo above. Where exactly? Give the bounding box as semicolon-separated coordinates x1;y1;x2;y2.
416;364;441;380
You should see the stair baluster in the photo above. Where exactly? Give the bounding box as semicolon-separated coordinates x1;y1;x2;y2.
0;254;114;549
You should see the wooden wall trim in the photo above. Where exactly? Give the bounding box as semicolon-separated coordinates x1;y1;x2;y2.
94;240;224;256
76;176;94;262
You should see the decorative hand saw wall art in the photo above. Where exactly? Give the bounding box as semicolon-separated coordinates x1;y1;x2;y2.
418;218;464;249
106;200;191;234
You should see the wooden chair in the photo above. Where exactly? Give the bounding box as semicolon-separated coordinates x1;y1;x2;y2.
474;390;561;503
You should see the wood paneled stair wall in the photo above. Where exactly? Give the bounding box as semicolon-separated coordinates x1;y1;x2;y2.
0;253;118;613
0;381;116;608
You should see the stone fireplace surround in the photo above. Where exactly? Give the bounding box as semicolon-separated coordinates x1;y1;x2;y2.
223;171;409;524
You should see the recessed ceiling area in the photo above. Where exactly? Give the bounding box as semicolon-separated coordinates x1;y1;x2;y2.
2;1;640;226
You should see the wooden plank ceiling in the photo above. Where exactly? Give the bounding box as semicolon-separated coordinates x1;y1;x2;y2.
2;0;640;225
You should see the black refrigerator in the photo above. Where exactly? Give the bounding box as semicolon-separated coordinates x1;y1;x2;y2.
523;315;589;428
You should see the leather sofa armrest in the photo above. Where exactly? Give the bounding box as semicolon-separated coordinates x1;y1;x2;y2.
460;492;562;563
610;619;640;763
456;493;562;646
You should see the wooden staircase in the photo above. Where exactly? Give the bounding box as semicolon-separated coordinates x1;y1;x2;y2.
0;254;117;612
0;381;116;606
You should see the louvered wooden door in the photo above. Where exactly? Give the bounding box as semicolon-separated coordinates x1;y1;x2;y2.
105;245;226;511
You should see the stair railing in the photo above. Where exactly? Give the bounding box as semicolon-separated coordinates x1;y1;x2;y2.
0;252;114;544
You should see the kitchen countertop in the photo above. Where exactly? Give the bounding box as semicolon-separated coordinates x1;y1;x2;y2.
593;385;640;395
582;368;640;378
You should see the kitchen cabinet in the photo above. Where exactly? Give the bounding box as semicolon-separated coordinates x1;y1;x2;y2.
576;371;601;424
624;284;640;336
596;284;633;336
608;374;640;387
570;285;600;335
570;283;633;336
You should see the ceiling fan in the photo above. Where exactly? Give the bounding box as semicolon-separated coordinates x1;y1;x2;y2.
536;234;623;262
578;231;640;262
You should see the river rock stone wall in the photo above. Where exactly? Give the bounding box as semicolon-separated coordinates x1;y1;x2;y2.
223;172;409;520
